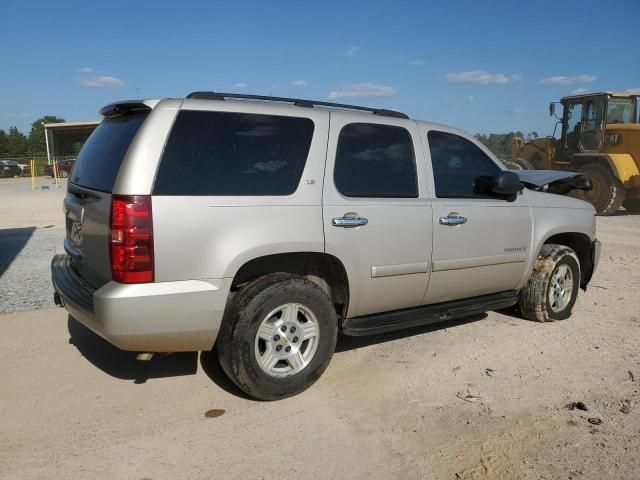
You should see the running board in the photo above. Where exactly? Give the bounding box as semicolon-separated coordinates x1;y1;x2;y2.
341;291;518;336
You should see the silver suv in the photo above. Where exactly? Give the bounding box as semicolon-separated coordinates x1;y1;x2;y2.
52;92;601;400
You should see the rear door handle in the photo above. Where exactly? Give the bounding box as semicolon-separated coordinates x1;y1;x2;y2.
439;215;467;226
332;215;368;228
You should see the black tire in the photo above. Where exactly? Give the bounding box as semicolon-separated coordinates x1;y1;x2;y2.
623;199;640;213
519;244;581;322
510;158;535;170
573;162;625;216
217;273;338;400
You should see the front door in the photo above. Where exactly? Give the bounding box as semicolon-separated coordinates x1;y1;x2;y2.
323;113;432;318
421;129;532;304
563;100;583;156
562;97;605;156
580;97;605;152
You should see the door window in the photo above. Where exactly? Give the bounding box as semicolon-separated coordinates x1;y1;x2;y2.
581;98;604;151
334;123;418;198
564;102;583;151
427;131;500;198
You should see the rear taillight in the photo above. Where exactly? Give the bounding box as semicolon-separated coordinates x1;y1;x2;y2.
109;195;154;283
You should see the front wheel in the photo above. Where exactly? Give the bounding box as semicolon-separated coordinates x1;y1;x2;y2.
519;244;581;322
217;273;338;400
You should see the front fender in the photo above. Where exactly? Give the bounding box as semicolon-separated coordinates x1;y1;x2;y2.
519;190;596;289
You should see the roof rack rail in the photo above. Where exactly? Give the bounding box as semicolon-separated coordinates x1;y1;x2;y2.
186;91;409;119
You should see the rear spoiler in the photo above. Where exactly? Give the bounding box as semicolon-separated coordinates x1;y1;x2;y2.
99;100;154;118
515;170;592;195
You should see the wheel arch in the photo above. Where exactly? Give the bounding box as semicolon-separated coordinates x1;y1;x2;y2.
231;252;350;318
542;232;594;290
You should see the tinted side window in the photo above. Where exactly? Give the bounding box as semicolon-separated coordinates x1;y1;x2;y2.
153;111;314;196
334;123;417;198
427;131;500;198
71;113;147;192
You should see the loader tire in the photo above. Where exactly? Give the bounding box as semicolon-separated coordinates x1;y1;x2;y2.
573;163;625;216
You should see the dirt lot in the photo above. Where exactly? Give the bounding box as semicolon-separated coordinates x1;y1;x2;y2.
1;177;639;480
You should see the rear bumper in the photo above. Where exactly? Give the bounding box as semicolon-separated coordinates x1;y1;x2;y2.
51;254;230;352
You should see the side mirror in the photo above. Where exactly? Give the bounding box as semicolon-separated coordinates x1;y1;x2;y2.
491;171;523;200
549;103;556;117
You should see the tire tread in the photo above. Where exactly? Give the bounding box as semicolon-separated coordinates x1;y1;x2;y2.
217;273;337;400
519;244;580;322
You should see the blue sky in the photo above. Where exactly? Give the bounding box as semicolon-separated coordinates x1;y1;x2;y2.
1;0;639;135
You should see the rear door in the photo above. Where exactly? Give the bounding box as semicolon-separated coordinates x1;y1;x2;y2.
323;113;432;318
64;111;148;288
421;128;532;304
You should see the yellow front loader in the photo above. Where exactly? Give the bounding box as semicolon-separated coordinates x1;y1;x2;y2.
510;92;640;215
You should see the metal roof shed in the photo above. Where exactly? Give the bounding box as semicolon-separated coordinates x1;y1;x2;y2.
43;121;100;164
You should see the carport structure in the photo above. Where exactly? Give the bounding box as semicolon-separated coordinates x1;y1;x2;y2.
43;121;100;164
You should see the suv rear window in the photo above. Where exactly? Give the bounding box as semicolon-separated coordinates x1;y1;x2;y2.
70;113;147;192
153;111;315;196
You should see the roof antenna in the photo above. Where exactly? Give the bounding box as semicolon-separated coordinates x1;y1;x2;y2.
135;85;141;99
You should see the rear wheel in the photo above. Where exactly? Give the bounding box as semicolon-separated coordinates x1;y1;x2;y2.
519;244;580;322
217;273;338;400
623;199;640;213
573;162;625;215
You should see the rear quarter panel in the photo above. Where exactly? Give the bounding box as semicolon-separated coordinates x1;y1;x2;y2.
152;102;329;282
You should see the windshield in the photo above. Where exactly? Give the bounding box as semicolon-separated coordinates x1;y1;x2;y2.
606;98;636;124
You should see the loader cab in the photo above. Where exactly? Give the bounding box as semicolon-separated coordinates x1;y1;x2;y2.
555;93;638;158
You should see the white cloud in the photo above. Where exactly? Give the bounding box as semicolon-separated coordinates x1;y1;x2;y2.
625;87;640;94
233;82;248;88
573;74;596;82
328;82;397;99
77;67;93;73
572;88;589;95
445;70;520;85
409;59;426;66
344;45;360;57
538;74;596;85
292;80;307;87
78;76;124;88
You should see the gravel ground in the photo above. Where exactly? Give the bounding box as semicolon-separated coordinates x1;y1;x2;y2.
1;176;639;480
0;177;65;313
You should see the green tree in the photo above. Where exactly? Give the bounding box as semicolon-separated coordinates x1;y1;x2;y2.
0;129;8;157
28;116;65;156
475;131;525;158
526;131;540;142
6;127;29;157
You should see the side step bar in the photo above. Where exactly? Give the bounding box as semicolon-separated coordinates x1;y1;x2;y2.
341;290;518;336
